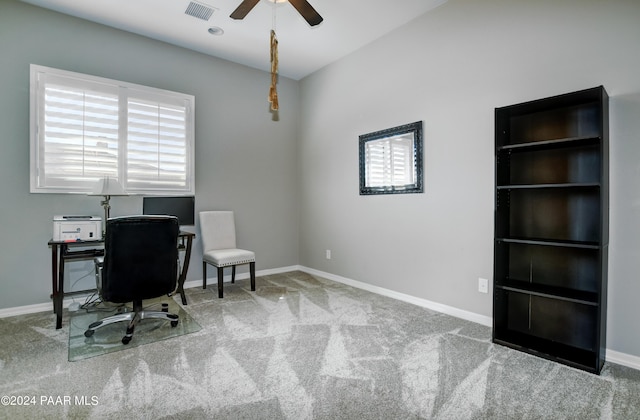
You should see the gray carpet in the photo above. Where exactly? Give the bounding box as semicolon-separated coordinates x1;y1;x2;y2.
0;270;639;419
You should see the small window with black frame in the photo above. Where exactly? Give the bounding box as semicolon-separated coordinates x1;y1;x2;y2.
359;121;423;195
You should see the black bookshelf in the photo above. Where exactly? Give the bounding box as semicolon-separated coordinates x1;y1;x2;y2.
493;86;609;374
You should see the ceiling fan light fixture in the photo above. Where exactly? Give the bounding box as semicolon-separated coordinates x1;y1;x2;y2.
208;26;224;36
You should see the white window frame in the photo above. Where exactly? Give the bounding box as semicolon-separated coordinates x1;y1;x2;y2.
30;64;195;195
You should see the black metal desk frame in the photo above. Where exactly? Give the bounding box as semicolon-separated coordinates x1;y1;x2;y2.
48;231;195;329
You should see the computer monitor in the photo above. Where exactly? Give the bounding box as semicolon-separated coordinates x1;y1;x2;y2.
142;196;195;226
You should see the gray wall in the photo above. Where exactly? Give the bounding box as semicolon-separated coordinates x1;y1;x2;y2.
298;0;640;357
0;0;300;307
3;0;640;361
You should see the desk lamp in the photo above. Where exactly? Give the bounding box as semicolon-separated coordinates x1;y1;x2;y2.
89;176;128;236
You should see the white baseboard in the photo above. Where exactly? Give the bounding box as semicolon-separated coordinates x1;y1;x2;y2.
0;266;300;320
185;265;301;290
0;302;55;318
2;265;638;371
297;266;640;372
605;350;640;371
0;290;97;319
299;266;492;327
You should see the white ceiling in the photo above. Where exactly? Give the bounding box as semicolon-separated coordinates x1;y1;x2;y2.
20;0;448;80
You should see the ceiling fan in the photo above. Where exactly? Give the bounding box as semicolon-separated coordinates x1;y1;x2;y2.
230;0;323;27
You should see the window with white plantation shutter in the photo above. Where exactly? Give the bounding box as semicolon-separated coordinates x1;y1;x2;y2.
359;121;423;195
365;133;415;187
126;93;191;193
30;65;194;194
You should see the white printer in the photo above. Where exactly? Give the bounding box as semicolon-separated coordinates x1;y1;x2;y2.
53;215;102;241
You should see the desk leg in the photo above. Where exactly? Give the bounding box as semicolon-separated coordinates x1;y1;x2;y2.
51;244;58;314
57;248;65;329
177;235;193;305
52;244;65;329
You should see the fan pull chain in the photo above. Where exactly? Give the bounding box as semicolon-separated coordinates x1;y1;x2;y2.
271;0;277;32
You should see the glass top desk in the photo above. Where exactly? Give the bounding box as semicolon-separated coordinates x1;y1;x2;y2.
48;231;195;329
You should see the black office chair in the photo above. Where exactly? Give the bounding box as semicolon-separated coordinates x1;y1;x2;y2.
84;215;180;344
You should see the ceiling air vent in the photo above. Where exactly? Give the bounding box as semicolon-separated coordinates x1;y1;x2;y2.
185;1;215;21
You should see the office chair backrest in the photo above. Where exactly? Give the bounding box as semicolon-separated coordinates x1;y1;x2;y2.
101;215;180;303
199;211;237;252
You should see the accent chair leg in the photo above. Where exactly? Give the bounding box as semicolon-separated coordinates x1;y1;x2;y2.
202;262;207;289
217;266;224;298
250;261;256;291
231;265;236;283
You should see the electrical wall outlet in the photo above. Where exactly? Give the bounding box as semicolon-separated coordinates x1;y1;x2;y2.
325;249;331;260
478;278;489;294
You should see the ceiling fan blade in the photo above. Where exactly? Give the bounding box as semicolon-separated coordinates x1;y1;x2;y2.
230;0;261;20
288;0;323;26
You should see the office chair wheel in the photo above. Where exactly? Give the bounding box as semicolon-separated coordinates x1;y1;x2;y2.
122;336;132;345
84;329;94;338
171;320;179;328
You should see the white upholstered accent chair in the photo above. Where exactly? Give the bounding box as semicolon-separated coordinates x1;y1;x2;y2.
199;211;255;298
